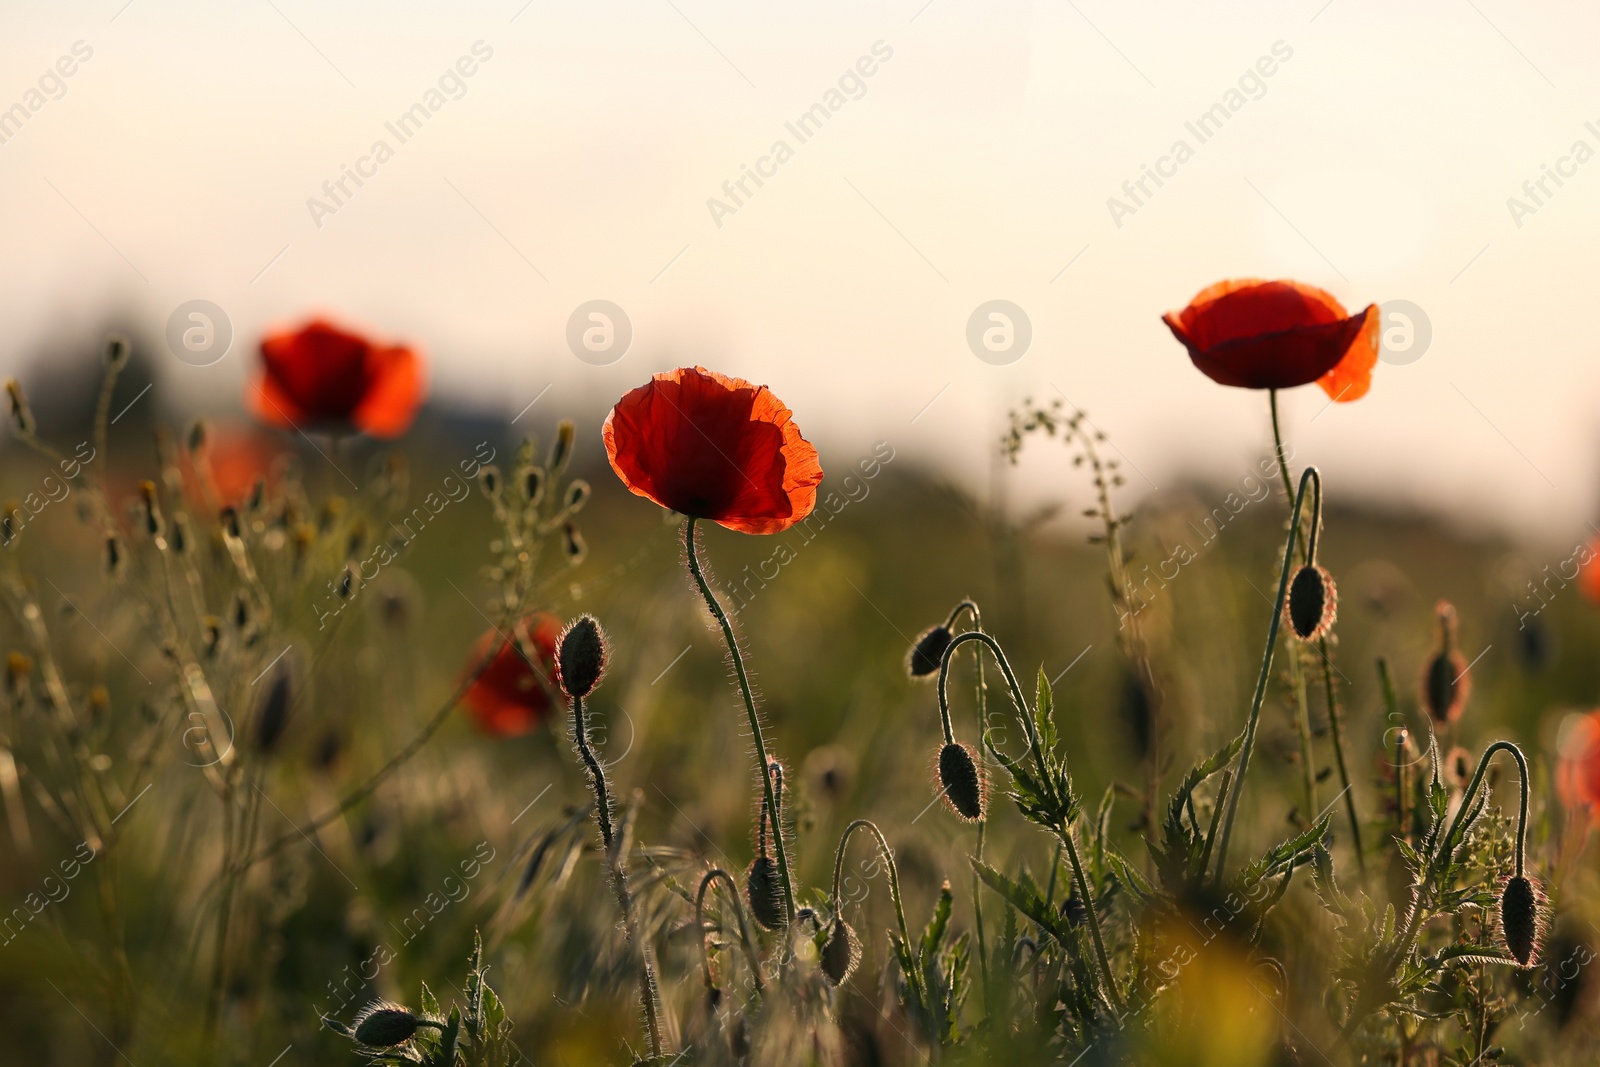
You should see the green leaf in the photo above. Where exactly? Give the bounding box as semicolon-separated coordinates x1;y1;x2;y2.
1035;667;1058;757
971;859;1078;949
921;882;954;962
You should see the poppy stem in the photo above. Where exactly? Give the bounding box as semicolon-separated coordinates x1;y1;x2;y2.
682;518;797;929
831;820;919;1000
1213;465;1320;886
1269;390;1367;877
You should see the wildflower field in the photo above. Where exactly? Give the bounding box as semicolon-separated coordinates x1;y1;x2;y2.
1;285;1599;1067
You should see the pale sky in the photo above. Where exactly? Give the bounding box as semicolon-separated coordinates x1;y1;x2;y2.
2;0;1598;542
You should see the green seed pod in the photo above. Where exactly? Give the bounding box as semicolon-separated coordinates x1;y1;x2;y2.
820;915;861;986
522;467;545;507
104;334;131;370
253;662;294;754
556;615;607;698
907;625;954;679
1285;564;1337;641
352;1001;420;1047
937;741;986;822
1501;875;1541;966
564;479;590;513
549;419;576;475
1422;601;1470;726
139;481;164;539
745;854;788;931
563;522;586;566
478;465;501;501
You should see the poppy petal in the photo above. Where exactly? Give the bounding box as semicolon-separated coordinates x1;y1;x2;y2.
354;345;426;438
1316;304;1380;402
603;366;822;535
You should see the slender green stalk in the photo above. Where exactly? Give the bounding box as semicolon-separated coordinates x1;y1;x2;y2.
832;819;916;996
696;868;763;994
936;629;1124;1013
683;518;796;926
1270;391;1318;818
1268;392;1365;869
1213;465;1321;885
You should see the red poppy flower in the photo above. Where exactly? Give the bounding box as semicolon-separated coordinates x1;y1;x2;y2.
250;318;424;438
461;613;561;738
1557;710;1600;811
1578;539;1600;604
603;366;823;535
1163;279;1380;401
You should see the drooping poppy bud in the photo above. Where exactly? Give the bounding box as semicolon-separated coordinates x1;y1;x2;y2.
745;854;787;931
556;615;607;699
936;741;985;822
1285;564;1337;642
1501;875;1542;966
351;1001;421;1046
820;915;861;986
907;625;954;679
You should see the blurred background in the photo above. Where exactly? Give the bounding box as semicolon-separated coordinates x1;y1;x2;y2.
4;2;1600;1063
3;0;1600;539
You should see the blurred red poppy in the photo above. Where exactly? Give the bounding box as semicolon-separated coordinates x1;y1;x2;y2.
1163;279;1380;401
603;366;823;535
461;613;561;738
186;422;282;510
1557;710;1600;811
250;318;424;438
1578;539;1600;604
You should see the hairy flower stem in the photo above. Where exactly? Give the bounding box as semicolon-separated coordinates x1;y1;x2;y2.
683;518;797;928
1339;741;1530;1045
948;598;993;1019
572;697;661;1059
1270;391;1365;873
832;820;918;997
937;630;1124;1013
1213;465;1321;885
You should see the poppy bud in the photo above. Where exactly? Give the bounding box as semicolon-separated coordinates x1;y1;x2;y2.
104;535;124;577
187;418;207;452
1421;601;1470;726
7;652;33;697
1060;894;1088;928
549;419;576;475
936;741;986;821
562;522;586;566
352;1001;421;1047
523;467;545;507
556;615;607;698
202;616;223;658
907;625;954;679
820;915;861;986
1500;875;1541;966
564;479;590;513
336;564;357;600
104;334;131;370
171;513;191;554
0;505;19;548
220;506;243;541
745;854;787;931
5;379;35;437
1285;564;1337;642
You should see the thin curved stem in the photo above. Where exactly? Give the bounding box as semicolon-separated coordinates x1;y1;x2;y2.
832;820;914;969
683;518;796;926
572;694;614;849
696;868;763;994
1213;465;1321;885
936;629;1124;1013
936;631;1046;789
